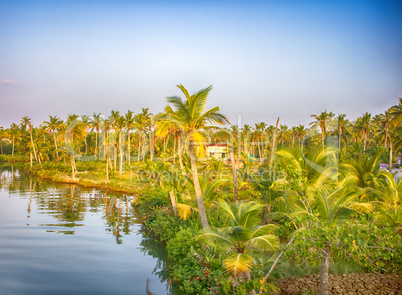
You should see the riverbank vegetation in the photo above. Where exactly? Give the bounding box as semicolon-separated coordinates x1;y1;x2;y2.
1;89;401;294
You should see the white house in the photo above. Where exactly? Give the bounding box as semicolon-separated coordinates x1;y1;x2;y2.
205;144;227;159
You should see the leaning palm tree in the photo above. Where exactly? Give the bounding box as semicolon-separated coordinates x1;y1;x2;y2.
20;116;39;163
159;84;229;229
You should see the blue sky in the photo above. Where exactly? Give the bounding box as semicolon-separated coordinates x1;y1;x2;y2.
0;0;401;128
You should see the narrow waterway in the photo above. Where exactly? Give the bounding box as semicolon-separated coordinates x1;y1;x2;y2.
0;166;170;295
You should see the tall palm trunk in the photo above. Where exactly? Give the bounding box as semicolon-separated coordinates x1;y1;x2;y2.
169;188;178;216
70;155;76;179
389;141;393;172
119;131;123;175
137;135;141;162
190;143;209;229
318;242;330;295
53;132;59;158
142;133;146;161
338;128;342;151
84;135;88;155
178;136;184;170
363;133;367;151
269;118;279;167
113;142;117;171
105;132;110;181
127;131;131;166
95;130;98;157
231;147;239;203
173;135;176;165
29;125;38;162
321;124;326;149
149;124;154;161
103;130;107;160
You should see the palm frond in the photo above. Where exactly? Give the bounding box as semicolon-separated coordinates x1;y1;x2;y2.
247;234;279;251
189;85;212;119
177;203;196;220
198;227;233;248
249;224;278;238
223;253;254;276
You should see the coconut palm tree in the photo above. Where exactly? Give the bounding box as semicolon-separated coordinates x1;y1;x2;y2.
124;110;135;165
109;110;121;171
310;111;334;148
355;112;373;151
141;108;154;161
43;115;62;158
374;171;402;231
102;117;112;180
375;112;392;148
0;127;7;154
388;98;402;125
254;122;267;160
155;105;186;169
63;114;86;157
295;124;307;150
80;115;90;155
89;113;102;158
334;114;350;152
242;124;253;159
302;185;373;295
7;123;21;155
160;84;229;229
134;112;147;162
198;200;279;277
277;124;289;148
230;125;240;202
20;116;39;163
387;99;402;170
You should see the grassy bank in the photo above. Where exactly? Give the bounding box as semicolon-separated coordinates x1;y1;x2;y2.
28;161;146;194
0;155;28;163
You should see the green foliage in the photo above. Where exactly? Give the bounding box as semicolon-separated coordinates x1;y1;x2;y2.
0;154;27;163
284;219;402;274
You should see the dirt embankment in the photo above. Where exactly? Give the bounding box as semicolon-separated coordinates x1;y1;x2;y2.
274;273;401;295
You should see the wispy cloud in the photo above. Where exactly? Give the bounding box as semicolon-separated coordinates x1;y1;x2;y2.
0;79;16;85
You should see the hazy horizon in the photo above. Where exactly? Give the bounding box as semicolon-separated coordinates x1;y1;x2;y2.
1;0;401;128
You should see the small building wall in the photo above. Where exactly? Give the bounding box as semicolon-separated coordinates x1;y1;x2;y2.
206;144;227;159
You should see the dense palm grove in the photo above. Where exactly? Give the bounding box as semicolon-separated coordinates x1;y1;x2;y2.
0;88;401;294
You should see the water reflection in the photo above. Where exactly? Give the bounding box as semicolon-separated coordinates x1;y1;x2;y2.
0;165;171;295
0;166;136;242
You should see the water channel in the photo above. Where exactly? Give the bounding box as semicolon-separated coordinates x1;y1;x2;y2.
0;166;170;295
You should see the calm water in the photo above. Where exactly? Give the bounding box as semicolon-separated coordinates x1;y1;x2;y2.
0;166;170;295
